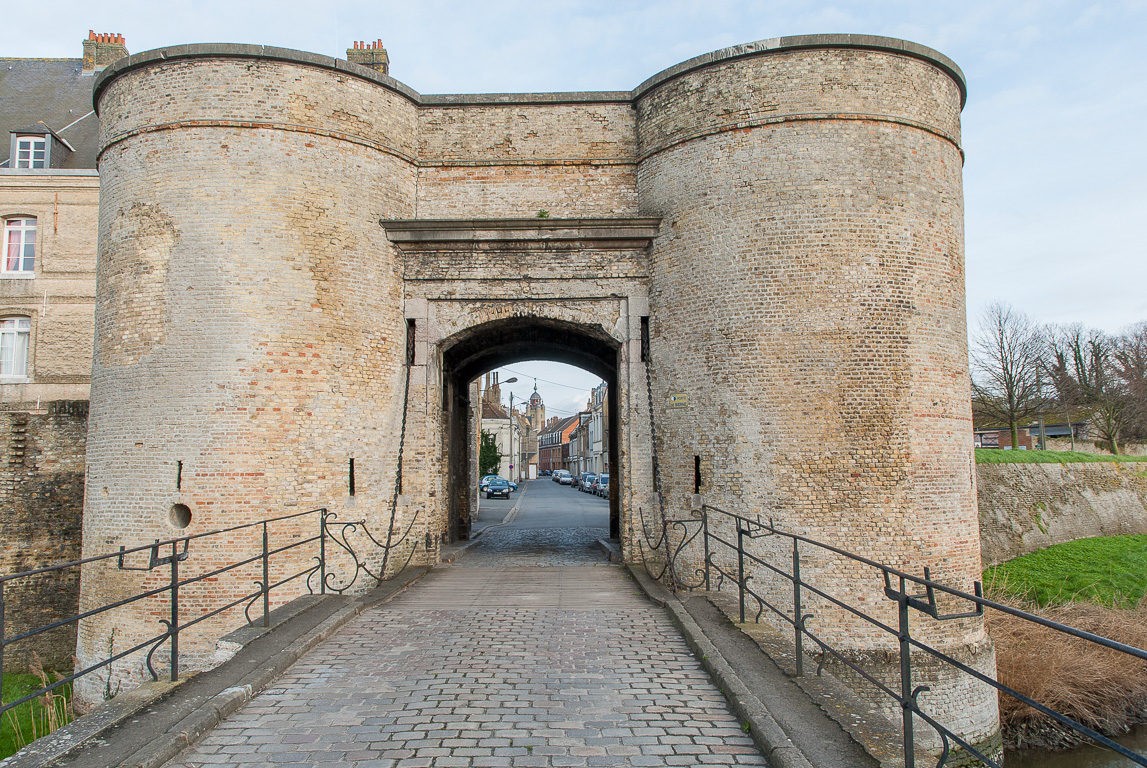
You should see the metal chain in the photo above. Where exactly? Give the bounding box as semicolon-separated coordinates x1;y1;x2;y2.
380;355;412;577
644;355;677;591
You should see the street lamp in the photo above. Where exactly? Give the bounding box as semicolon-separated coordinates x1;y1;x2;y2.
503;377;518;482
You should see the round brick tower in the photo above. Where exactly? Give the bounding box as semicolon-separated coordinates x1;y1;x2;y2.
80;46;417;697
634;37;996;753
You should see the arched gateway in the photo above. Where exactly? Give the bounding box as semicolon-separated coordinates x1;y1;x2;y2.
80;35;996;750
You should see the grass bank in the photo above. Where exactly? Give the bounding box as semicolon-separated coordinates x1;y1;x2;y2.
985;536;1147;750
984;535;1147;608
975;448;1147;464
1;668;75;759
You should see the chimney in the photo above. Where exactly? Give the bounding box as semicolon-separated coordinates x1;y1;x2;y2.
83;30;129;73
346;39;389;75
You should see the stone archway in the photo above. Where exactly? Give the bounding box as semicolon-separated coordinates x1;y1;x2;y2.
385;218;659;562
438;315;622;542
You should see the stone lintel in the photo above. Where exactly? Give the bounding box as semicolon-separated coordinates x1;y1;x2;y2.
382;218;661;248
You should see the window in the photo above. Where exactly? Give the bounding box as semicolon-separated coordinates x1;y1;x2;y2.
0;317;31;378
3;218;36;276
15;136;47;169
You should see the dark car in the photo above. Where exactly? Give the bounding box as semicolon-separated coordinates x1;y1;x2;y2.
486;477;511;499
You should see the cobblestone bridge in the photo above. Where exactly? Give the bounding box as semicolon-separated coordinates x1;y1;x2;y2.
169;481;767;767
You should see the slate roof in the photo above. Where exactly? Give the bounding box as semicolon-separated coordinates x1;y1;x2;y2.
0;58;100;168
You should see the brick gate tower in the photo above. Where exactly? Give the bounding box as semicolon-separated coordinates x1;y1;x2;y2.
82;35;994;753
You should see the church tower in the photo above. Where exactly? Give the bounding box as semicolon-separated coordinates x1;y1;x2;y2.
527;381;544;431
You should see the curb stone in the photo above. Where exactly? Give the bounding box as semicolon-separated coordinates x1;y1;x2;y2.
627;563;815;768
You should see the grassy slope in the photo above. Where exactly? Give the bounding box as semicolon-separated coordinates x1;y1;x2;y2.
975;448;1147;464
1;673;74;760
985;536;1147;748
983;535;1147;608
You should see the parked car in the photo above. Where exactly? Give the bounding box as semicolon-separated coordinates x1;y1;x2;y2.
553;470;573;485
594;474;610;497
480;474;516;492
579;473;597;492
486;477;511;499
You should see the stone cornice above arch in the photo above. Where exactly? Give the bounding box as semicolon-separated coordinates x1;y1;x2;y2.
381;218;661;250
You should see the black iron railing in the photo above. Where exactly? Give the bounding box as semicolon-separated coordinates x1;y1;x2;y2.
0;506;421;722
639;503;1147;768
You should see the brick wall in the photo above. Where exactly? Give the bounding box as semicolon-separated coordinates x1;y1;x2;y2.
0;401;87;670
81;53;418;700
634;44;992;752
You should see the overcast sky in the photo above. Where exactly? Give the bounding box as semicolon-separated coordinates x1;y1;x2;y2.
8;1;1144;412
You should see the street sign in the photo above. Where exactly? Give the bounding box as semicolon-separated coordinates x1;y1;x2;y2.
668;393;688;408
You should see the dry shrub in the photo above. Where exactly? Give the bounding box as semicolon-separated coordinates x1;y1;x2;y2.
988;601;1147;749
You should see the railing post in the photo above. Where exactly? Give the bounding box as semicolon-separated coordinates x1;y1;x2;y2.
897;574;915;768
793;539;803;677
737;525;746;623
262;521;270;628
170;541;180;682
319;510;327;595
702;507;710;591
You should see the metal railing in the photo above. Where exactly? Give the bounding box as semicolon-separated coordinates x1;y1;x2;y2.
0;506;422;722
640;503;1147;768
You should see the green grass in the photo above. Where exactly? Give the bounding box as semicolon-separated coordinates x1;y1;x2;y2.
1;672;74;760
983;535;1147;608
975;449;1147;464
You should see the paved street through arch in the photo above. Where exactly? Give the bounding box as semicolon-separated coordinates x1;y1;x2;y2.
169;479;769;767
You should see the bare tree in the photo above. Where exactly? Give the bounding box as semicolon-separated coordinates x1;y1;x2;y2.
1113;322;1147;443
971;303;1045;449
1044;325;1081;450
1047;325;1130;455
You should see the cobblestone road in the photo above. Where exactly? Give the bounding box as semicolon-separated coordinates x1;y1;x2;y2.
170;517;768;767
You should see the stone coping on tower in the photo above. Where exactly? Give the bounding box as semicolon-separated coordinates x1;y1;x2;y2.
631;33;967;107
92;34;966;113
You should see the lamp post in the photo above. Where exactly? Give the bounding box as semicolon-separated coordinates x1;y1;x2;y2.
502;377;518;482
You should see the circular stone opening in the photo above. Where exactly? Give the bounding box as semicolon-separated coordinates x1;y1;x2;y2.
168;503;192;529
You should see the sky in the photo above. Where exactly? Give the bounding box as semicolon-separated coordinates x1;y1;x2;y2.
7;1;1145;412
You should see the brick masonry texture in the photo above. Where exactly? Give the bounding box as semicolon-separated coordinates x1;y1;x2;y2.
0;401;87;669
84;36;995;749
978;462;1147;567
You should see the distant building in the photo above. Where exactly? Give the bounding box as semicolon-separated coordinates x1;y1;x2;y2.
538;415;579;473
